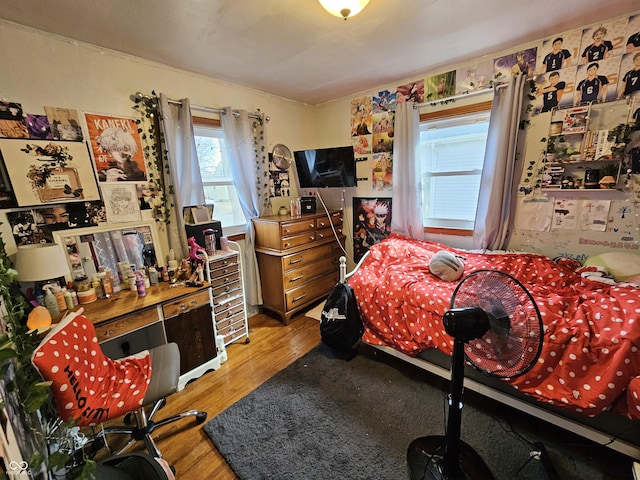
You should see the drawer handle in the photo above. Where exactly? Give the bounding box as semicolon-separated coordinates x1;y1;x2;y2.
309;236;314;241
105;329;113;338
309;223;314;228
317;233;324;238
289;274;304;282
284;242;291;248
292;293;306;302
289;257;303;264
284;228;291;234
319;221;327;227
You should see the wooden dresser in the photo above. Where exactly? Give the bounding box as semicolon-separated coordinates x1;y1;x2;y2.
253;210;344;324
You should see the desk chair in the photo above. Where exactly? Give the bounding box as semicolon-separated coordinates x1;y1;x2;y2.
32;311;207;459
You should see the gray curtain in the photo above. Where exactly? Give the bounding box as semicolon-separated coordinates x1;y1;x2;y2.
220;108;270;306
473;75;526;250
391;101;424;240
158;94;205;260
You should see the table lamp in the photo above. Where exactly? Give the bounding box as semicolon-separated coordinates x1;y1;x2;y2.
15;243;70;285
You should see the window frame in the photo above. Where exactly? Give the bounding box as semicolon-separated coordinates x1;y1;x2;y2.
419;100;492;237
192;115;246;240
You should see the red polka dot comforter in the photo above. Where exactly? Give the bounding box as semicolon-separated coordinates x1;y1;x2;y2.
349;233;640;418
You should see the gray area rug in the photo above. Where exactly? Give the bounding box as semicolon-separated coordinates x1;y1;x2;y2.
204;343;633;480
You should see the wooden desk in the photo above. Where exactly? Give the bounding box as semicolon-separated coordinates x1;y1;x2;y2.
68;283;220;390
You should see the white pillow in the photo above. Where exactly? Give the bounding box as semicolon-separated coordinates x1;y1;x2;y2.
583;252;640;281
429;251;464;282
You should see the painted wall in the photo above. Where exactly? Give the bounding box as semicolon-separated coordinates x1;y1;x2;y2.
0;20;317;258
314;10;640;266
2;9;640;269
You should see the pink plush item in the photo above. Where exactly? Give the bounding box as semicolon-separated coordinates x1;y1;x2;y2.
31;311;151;427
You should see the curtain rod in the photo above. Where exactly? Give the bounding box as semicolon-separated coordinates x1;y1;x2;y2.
135;92;268;121
415;84;506;108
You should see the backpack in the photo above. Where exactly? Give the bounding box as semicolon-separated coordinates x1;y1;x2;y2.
320;282;363;352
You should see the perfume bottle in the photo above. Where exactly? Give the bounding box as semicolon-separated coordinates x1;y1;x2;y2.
39;165;84;202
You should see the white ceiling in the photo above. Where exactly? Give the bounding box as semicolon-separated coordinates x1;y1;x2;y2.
0;0;637;105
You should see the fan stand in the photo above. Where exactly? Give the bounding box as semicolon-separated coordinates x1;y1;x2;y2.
407;337;494;480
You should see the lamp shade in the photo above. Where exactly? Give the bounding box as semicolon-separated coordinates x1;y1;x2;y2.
15;244;70;282
318;0;369;19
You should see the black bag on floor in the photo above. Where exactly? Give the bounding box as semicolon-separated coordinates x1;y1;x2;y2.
320;282;363;352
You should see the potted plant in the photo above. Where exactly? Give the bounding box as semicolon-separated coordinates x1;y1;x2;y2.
608;123;637;160
541;135;566;162
599;162;620;189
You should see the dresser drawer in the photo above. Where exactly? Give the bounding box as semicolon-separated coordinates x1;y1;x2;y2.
283;243;332;271
315;227;337;241
162;290;211;318
281;218;316;236
209;270;241;288
214;296;244;315
95;307;160;342
209;254;238;271
212;281;243;306
216;311;245;332
209;261;239;279
285;273;339;310
281;232;316;250
283;259;338;290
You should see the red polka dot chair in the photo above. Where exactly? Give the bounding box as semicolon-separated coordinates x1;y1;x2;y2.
32;311;207;458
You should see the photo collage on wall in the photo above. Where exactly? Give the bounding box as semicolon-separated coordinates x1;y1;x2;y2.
349;12;640;171
0;102;159;243
533;15;640;114
268;153;291;197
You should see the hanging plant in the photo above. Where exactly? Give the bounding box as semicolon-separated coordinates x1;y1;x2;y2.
251;109;271;213
132;91;174;225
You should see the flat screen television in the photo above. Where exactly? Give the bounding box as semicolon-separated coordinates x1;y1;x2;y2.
293;146;357;188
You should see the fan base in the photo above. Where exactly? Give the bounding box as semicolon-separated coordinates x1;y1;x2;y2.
407;435;494;480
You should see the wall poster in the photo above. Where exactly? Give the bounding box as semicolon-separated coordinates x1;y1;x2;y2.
84;112;147;183
0;139;101;207
353;197;392;263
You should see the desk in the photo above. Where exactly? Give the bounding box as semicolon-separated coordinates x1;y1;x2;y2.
71;283;220;390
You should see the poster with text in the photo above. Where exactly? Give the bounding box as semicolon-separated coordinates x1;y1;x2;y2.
84;113;147;183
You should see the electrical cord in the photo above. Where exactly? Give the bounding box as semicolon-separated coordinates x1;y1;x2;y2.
315;190;355;265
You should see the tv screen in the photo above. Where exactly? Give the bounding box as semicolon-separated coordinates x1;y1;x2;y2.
293;146;357;188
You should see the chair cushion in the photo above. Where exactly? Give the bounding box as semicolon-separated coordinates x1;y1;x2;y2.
31;311;151;426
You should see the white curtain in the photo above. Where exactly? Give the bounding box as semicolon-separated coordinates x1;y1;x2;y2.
391;101;424;240
473;75;527;250
220;108;270;306
158;94;205;260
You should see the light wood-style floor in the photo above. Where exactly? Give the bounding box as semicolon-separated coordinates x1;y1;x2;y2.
129;312;320;479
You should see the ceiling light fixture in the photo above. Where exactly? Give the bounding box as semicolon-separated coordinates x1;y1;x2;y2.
318;0;370;20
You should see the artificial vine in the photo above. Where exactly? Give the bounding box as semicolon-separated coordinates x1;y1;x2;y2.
132;91;174;225
251;109;271;213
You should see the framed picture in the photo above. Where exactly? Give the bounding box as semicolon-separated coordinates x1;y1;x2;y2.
190;204;214;225
353;197;392;263
0;139;101;207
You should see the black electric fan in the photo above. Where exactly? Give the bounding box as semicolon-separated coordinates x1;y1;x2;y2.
407;270;543;480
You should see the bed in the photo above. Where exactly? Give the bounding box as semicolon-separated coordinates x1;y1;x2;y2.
347;233;640;459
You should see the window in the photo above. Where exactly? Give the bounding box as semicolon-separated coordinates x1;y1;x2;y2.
419;103;491;232
193;118;246;233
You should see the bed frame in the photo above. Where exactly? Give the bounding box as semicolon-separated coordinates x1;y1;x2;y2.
340;255;640;461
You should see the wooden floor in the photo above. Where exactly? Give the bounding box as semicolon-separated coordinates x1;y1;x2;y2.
123;312;321;479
